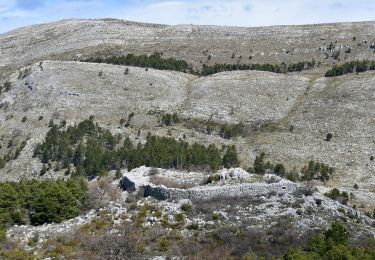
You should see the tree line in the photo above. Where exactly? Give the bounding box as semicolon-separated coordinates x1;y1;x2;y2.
84;53;190;73
33;117;240;178
84;53;315;76
200;60;315;76
325;60;375;77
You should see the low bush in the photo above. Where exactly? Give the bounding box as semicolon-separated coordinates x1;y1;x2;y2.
148;168;159;176
180;203;192;212
160;112;179;126
325;188;349;205
207;174;220;183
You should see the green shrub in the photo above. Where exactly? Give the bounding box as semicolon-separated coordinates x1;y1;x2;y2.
254;153;266;175
223;145;239;168
0;228;6;242
161;112;179;126
148;168;159;176
175;213;185;223
0;249;33;259
159;236;170;251
274;163;286;176
207;174;220;183
153;210;162;218
115;168;122;179
325;188;349;205
180;203;192;212
186;223;199;230
325;222;349;245
212;212;221;221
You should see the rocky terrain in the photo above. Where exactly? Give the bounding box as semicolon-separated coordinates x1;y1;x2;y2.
1;59;375;209
7;167;375;256
1;19;375;79
1;19;375;258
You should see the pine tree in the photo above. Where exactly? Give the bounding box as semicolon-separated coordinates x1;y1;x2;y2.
223;145;239;168
254;153;266;174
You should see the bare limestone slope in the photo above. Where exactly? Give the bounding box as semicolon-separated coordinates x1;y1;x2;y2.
181;70;309;124
2;19;375;78
253;71;375;207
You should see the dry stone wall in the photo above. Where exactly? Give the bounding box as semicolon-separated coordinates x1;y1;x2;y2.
142;180;298;201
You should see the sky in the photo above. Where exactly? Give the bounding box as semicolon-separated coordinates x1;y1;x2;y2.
0;0;375;33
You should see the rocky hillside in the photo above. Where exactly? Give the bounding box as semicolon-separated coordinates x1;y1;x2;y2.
1;58;375;208
2;18;375;259
1;19;375;78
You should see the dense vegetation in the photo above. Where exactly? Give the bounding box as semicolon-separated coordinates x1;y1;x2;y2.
0;178;87;228
84;53;190;73
201;60;315;76
33;117;117;178
251;153;334;182
325;60;375;77
33;117;239;177
284;222;375;259
84;53;315;76
201;63;283;75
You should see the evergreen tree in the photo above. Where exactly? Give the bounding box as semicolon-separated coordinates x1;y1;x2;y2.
254;153;266;175
274;163;286;176
223;145;239;168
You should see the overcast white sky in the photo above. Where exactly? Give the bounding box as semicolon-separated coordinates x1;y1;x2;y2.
0;0;375;33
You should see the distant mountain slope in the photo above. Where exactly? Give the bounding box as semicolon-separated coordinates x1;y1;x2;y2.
1;19;375;78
